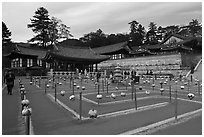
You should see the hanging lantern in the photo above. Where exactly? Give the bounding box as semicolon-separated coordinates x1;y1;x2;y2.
82;86;85;90
160;88;164;93
69;95;75;101
46;84;50;88
111;93;116;99
60;90;65;96
22;108;32;116
96;94;102;99
121;92;126;97
187;93;195;100
145;90;150;95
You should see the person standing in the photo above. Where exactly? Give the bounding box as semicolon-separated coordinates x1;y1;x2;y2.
5;69;15;95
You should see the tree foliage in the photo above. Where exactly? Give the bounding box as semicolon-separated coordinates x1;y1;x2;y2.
28;7;51;48
2;21;12;46
79;29;129;48
188;19;202;37
27;8;201;49
128;20;145;46
28;7;73;48
79;29;107;47
162;25;180;39
78;19;201;48
145;22;158;45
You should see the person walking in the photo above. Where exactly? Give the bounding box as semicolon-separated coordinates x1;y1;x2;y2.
5;69;15;95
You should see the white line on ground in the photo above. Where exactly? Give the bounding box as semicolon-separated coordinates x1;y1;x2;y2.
47;91;201;123
100;95;159;105
98;102;169;119
47;93;85;120
81;96;98;104
47;93;169;120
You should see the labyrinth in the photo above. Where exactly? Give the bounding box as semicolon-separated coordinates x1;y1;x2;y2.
27;74;202;134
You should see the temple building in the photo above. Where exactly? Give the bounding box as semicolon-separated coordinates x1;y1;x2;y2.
43;45;109;72
92;41;135;60
3;33;201;77
3;42;109;76
96;34;201;76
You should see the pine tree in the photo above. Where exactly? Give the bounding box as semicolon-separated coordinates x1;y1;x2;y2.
188;19;202;37
2;21;12;46
128;20;145;46
146;22;158;45
28;7;52;48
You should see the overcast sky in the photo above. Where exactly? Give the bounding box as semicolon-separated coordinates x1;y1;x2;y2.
2;2;202;42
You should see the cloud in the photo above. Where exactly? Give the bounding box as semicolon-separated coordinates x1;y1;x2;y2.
2;2;202;42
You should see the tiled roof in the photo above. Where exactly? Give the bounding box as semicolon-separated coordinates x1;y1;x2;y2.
161;33;187;44
45;45;110;63
132;35;196;52
161;45;192;51
132;44;161;51
5;42;109;62
134;48;156;55
92;41;132;55
15;43;47;59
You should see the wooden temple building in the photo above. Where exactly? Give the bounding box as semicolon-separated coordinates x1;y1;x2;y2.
3;33;201;76
3;43;109;75
95;34;201;76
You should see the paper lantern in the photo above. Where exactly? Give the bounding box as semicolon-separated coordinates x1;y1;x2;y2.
145;90;150;95
187;93;195;100
96;94;102;99
60;90;65;96
69;95;75;101
82;86;85;90
160;88;164;92
111;93;116;99
121;92;126;97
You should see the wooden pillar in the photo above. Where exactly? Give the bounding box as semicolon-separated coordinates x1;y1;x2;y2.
72;64;75;72
64;61;67;71
91;64;94;72
82;64;85;73
54;60;57;70
32;58;36;66
95;64;98;72
23;58;27;67
42;60;46;69
90;64;92;72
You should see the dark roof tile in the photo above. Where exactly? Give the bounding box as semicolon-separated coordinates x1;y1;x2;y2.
92;41;130;54
46;45;109;62
16;43;47;59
